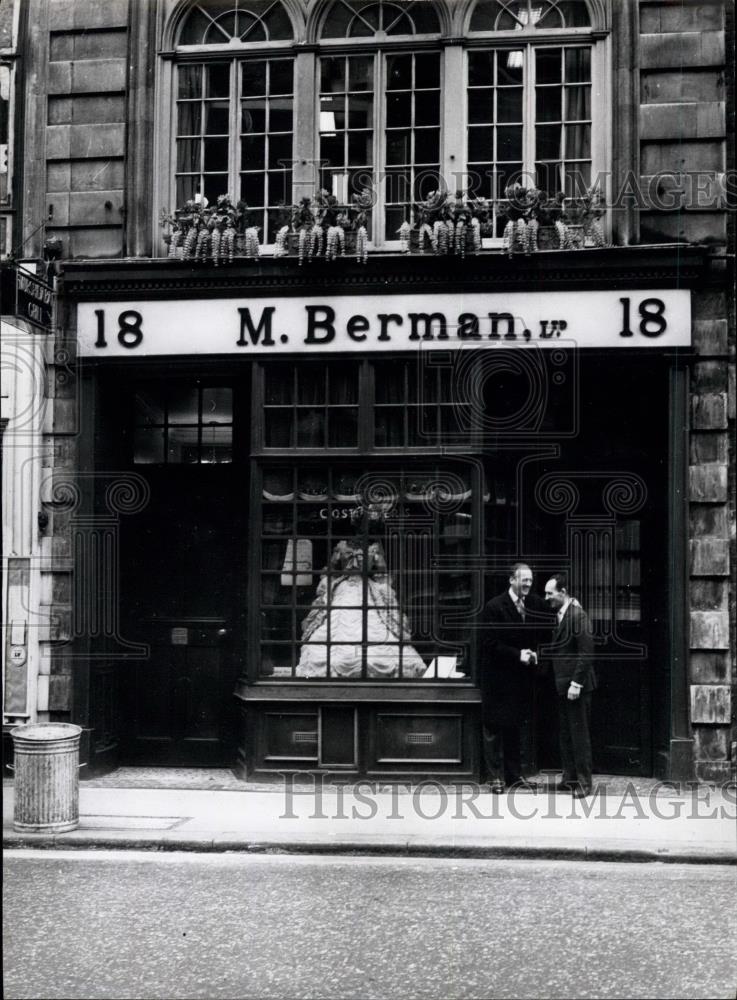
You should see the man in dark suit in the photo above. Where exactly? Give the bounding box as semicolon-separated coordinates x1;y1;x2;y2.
544;573;596;798
481;562;550;792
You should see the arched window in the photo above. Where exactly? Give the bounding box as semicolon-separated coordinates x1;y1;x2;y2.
179;0;294;44
465;0;603;237
173;1;295;242
318;0;443;243
469;0;591;32
321;0;441;38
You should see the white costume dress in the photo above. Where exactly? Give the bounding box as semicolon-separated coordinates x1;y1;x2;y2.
296;539;426;679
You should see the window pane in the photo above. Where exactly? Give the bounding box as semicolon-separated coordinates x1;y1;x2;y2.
386;168;411;204
536;87;562;122
240;171;264;203
269;132;292;167
176;139;200;174
536;124;562;160
267;170;291;204
204;137;229;171
242;61;266;96
415;90;440;126
135;389;164;426
468;51;494;87
321;134;344;168
168;386;199;424
203;173;228;203
468;126;493;163
327;409;358;447
178;64;203;100
207;64;230;98
497;53;523;87
348;95;372;129
565;47;591;82
269;59;294;95
205;100;229;134
265;410;293;447
270;104;293;131
565;123;591;159
415;53;440;89
565;85;591;120
134;428;164;464
177;102;202;136
176;175;197;204
321;57;345;93
241;101;266;133
202;387;233;423
296;410;325;448
536;48;562;84
414;128;439;164
349;56;373;91
468;88;493;124
329;365;358;404
386;130;411;165
298;367;325;404
386;91;411;127
168;426;199;463
497;126;522;161
200;425;232;463
386;54;412;90
348;130;372;166
497;87;523;123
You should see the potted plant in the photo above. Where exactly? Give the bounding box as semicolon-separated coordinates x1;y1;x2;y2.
501;183;607;255
407;190;490;255
160;195;261;264
274;188;373;264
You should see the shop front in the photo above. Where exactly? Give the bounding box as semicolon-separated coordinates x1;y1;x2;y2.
63;246;702;781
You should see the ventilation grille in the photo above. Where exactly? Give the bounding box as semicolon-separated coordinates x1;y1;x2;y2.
406;733;434;745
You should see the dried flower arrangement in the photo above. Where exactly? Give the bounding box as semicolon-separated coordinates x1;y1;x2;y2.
160;195;261;264
501;183;607;256
406;190;491;255
273;188;374;265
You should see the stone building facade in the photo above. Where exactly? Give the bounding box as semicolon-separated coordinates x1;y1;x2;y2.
1;0;734;782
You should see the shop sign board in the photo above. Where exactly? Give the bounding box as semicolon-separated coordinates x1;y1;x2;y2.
77;289;691;357
1;264;54;332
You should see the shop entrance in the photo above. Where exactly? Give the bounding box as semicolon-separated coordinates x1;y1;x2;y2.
119;466;242;766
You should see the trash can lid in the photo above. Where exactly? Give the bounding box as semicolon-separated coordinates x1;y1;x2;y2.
10;723;82;741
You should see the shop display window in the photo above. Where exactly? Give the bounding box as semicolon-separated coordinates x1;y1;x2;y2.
133;384;233;464
257;463;478;680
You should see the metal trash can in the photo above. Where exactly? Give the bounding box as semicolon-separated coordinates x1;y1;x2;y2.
11;723;82;833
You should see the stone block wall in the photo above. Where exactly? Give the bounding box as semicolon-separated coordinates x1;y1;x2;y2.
639;1;735;780
29;0;130;260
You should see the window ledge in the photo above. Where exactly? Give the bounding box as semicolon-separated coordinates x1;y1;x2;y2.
234;680;481;703
58;244;711;301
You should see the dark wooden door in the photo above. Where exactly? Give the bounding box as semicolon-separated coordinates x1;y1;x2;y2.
120;468;242;765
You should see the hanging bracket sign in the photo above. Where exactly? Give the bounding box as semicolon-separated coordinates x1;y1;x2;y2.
77;289;691;357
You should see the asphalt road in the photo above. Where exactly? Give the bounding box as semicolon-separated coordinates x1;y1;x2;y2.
3;851;736;1000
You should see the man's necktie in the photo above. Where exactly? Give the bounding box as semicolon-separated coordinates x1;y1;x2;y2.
516;598;526;622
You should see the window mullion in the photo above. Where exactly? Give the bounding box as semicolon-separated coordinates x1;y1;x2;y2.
524;43;535;184
231;60;240;201
375;51;384;244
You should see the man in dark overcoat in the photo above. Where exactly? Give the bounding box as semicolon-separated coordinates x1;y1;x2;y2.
481;562;551;792
544;572;596;798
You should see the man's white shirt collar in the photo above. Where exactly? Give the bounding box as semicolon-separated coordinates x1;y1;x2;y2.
509;587;523;605
557;597;573;623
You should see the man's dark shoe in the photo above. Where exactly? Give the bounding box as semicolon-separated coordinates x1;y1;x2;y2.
572;785;593;799
508;778;537;792
553;782;574;793
489;779;505;794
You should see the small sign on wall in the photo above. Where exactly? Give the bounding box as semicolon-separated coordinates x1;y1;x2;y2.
171;628;188;646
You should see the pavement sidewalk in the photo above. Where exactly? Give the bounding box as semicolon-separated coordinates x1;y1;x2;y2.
3;774;736;863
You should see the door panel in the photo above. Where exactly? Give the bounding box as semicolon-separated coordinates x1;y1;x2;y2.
120;469;241;765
